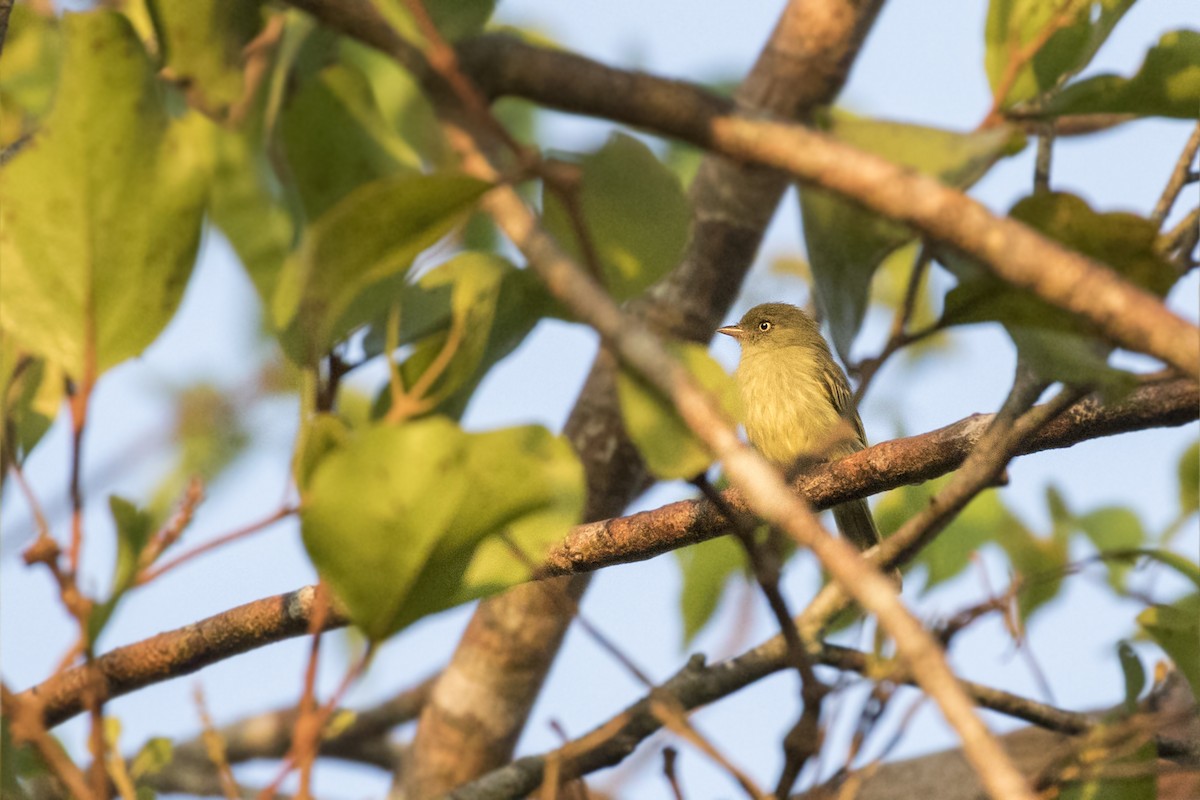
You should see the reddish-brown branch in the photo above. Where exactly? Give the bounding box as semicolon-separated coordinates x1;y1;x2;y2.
21;380;1195;730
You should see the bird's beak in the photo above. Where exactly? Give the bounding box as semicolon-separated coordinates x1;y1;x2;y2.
717;325;744;340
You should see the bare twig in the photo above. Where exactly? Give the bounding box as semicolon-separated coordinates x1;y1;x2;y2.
1152;122;1200;227
194;684;243;800
137;504;296;586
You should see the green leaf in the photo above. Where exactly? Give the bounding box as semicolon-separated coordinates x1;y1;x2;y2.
341;39;447;168
301;418;469;640
985;0;1135;109
375;0;496;43
89;496;156;645
148;0;265;115
292;412;350;492
0;337;64;470
1041;30;1200;120
280;61;422;221
129;737;174;780
1138;592;1200;700
0;11;211;381
617;342;742;481
543;133;689;302
388;425;585;628
1116;641;1145;712
799;111;1024;361
272;173;490;365
207;122;296;303
385;255;552;420
940;192;1176;387
876;480;1024;591
1179;441;1199;517
1078;507;1146;590
0;4;61;147
676;535;747;646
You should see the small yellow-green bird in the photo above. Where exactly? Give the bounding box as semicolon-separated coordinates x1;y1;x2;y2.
718;302;883;555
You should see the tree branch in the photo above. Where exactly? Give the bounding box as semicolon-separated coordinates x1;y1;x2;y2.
20;380;1195;730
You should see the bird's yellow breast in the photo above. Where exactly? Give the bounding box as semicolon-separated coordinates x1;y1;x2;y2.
736;346;858;466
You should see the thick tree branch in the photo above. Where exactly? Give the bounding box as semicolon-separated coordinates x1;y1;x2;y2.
20;380;1196;730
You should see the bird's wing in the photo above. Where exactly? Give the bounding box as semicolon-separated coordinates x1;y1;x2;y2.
820;362;868;448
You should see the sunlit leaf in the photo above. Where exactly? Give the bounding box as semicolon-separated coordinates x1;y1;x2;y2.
280;60;422;220
940;192;1175;388
208;122;296;303
0;11;211;381
1078;506;1146;590
543;133;689;302
89;496;156;645
301;418;469;640
341;38;447;168
149;0;265;116
617;342;742;480
676;535;747;646
799;111;1024;361
1178;440;1199;518
1138;593;1200;699
292;412;350;492
0;337;64;471
1040;30;1200;120
389;425;585;628
0;4;61;147
129;737;174;780
985;0;1135;110
272;173;490;365
385;255;553;420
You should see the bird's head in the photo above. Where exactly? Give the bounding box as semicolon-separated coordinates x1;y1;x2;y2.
717;302;826;353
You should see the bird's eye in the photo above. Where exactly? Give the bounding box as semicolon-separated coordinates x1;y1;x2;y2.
758;321;772;332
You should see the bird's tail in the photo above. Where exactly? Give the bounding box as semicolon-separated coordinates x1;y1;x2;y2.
832;498;901;586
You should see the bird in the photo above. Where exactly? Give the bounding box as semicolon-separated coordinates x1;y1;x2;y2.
717;302;887;561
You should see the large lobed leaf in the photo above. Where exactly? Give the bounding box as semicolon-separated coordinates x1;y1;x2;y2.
300;418;584;640
0;11;211;382
543;133;690;302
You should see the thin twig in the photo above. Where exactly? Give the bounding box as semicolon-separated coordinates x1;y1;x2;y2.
1151;122;1200;227
1033;124;1055;194
137;504;296;586
194;684;243;800
853;245;932;404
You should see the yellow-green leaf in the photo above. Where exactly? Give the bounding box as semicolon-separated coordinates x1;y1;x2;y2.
0;11;211;381
301;418;469;640
617;343;742;480
272;173;490;365
543;133;689;302
1041;30;1200;120
149;0;266;115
